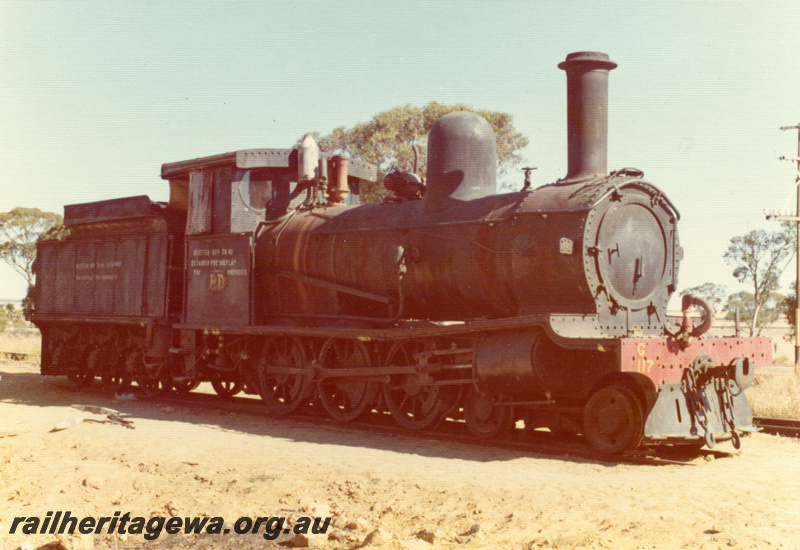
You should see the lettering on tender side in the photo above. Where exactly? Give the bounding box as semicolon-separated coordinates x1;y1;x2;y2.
192;248;234;257
190;246;248;282
75;260;123;282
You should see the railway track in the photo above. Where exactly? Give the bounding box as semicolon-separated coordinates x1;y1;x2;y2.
754;417;800;438
52;379;734;467
0;350;40;361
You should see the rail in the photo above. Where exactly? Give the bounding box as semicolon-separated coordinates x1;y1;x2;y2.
754;417;800;438
0;350;40;361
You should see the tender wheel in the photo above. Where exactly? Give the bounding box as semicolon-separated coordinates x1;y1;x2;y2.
127;349;165;397
173;378;201;394
464;387;515;439
51;340;71;373
123;348;144;387
317;338;375;422
138;360;171;398
101;369;131;392
138;373;169;397
212;378;243;399
80;345;102;388
583;384;644;454
258;337;311;415
383;340;445;431
98;348;129;392
66;345;95;388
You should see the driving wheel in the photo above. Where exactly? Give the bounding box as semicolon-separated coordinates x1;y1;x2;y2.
258;337;311;414
317;338;375;422
464;387;515;438
583;384;644;454
383;340;445;430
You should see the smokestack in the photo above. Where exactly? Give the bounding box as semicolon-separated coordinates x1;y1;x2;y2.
558;51;617;183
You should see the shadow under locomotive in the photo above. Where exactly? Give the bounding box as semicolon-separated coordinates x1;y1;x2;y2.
0;368;731;467
30;51;771;455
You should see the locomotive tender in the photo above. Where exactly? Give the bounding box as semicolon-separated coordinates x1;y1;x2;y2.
33;52;771;453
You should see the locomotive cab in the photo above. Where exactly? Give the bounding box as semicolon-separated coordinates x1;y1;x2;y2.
159;146;378;328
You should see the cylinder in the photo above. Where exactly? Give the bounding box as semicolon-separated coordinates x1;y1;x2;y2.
474;331;616;398
558;51;617;183
475;331;539;396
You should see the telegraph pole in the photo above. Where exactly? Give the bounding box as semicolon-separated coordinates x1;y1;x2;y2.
766;124;800;367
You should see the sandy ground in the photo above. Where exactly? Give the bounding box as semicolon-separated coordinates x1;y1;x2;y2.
1;359;800;550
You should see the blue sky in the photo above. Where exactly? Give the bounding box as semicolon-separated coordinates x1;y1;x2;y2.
2;1;800;306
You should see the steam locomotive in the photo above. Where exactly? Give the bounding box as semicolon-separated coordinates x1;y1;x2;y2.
32;52;771;453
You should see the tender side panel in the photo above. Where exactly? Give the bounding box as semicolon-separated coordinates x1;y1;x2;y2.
55;241;76;313
95;240;116;316
34;243;58;314
35;218;170;319
115;238;145;316
74;240;96;314
145;233;168;318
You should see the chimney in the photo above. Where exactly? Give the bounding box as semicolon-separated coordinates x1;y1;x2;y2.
558;51;617;183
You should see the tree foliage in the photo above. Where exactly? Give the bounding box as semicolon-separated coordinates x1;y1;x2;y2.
724;290;785;335
779;282;797;343
0;208;64;321
0;207;63;289
317;102;529;203
723;223;795;336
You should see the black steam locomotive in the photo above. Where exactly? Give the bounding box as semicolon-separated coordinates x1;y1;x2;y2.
32;52;770;453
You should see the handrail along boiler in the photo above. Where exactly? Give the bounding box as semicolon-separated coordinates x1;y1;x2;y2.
32;52;770;453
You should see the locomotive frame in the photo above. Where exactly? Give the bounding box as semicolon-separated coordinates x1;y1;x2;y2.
32;52;771;454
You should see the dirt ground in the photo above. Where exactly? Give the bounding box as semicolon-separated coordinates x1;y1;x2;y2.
1;359;799;550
